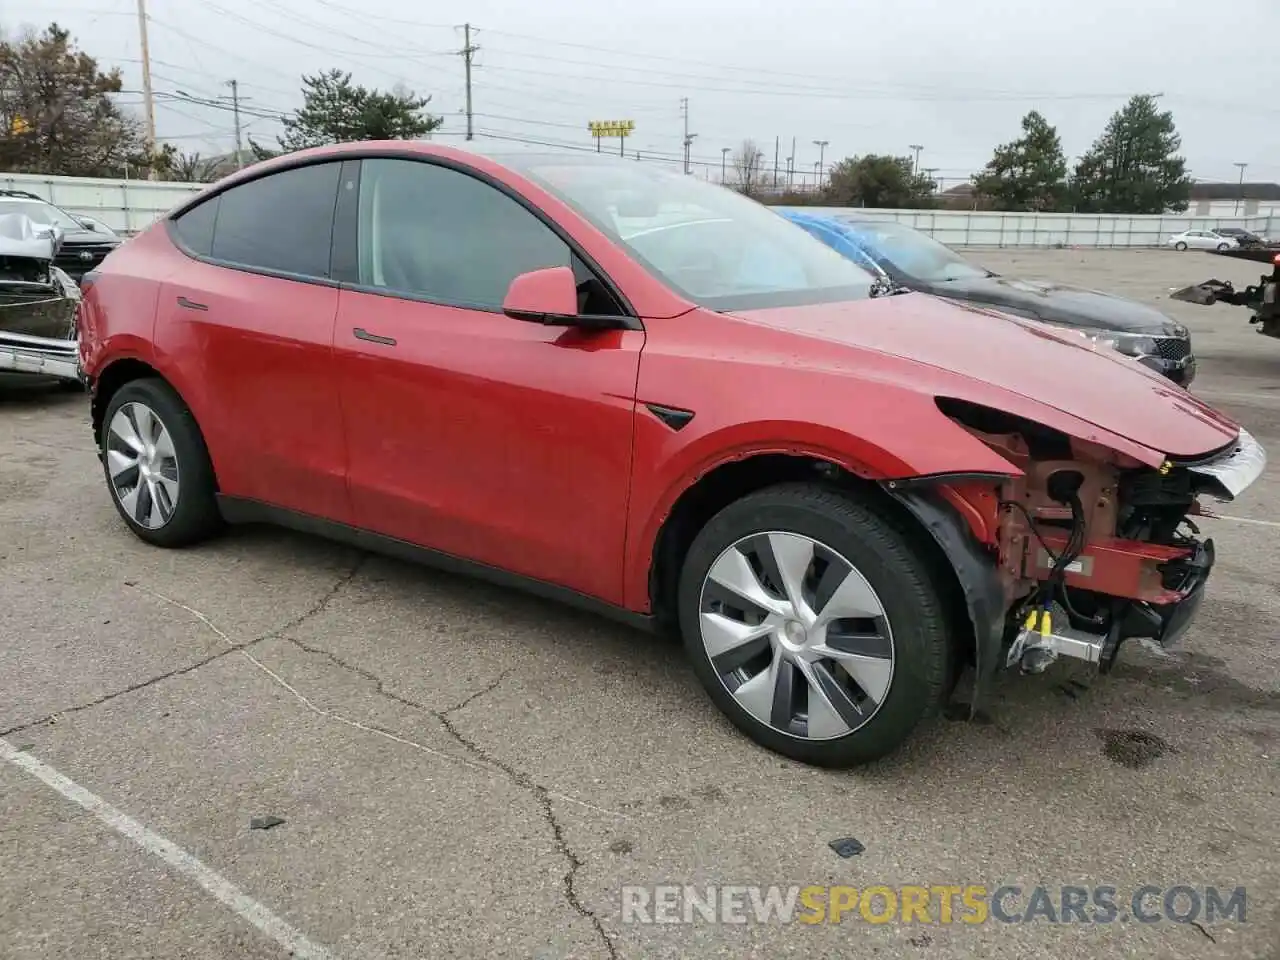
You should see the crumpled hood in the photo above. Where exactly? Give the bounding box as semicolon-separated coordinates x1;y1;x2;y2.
930;275;1185;336
732;292;1238;460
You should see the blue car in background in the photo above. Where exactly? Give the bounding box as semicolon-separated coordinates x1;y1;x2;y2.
778;209;1197;386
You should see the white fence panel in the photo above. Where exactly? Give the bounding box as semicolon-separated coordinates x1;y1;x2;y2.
3;172;1277;247
788;206;1277;248
1;172;202;235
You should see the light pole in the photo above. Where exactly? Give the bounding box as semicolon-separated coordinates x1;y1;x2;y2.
812;139;829;188
721;147;730;184
909;143;923;174
1234;162;1248;216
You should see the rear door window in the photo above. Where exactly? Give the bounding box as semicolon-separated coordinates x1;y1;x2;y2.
206;162;343;279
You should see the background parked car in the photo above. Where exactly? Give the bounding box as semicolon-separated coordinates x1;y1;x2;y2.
1214;227;1268;248
0;210;82;385
781;211;1197;386
1167;228;1239;252
0;190;121;284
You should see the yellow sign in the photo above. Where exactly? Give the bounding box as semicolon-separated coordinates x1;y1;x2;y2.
10;116;30;135
587;120;635;138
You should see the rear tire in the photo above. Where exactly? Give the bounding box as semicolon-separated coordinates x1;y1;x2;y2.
677;482;952;768
99;378;223;547
1174;242;1188;251
1217;242;1230;251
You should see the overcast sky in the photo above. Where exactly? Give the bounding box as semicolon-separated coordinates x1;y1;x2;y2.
16;0;1280;186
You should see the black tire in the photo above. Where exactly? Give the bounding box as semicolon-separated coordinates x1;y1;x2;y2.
677;482;952;768
1174;242;1188;251
99;377;223;547
1217;242;1230;251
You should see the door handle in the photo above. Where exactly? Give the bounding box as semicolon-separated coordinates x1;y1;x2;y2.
353;327;397;346
176;295;208;311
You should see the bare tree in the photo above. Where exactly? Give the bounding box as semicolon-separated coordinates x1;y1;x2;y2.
166;150;220;183
731;138;766;197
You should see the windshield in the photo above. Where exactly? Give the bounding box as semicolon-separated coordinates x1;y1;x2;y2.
510;158;875;310
835;220;990;283
0;199;82;231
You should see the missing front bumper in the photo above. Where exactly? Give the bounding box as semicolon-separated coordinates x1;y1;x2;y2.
1008;538;1215;674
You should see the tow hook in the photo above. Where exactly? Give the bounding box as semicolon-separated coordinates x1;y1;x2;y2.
1007;602;1105;674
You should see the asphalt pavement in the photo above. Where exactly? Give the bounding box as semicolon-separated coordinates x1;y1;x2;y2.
1;249;1277;959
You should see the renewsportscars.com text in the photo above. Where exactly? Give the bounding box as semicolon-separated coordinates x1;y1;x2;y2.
620;884;1247;926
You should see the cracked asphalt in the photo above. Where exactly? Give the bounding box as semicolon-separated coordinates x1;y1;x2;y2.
2;249;1278;959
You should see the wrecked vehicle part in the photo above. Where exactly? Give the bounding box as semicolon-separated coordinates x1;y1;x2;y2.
889;399;1257;696
881;482;1007;718
1169;252;1280;340
0;213;81;382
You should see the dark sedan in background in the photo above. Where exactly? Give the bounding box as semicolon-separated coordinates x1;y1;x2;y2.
781;210;1197;386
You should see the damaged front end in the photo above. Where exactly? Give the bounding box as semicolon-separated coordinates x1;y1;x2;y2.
0;212;82;383
885;399;1264;706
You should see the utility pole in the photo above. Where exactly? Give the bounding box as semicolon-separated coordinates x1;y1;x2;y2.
459;23;479;141
136;0;156;177
909;143;923;174
1234;162;1248;216
789;135;796;188
812;139;829;189
773;136;780;188
228;79;243;169
680;98;696;174
721;147;729;184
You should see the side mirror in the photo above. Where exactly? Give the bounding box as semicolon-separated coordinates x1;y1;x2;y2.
76;216;100;232
502;266;579;324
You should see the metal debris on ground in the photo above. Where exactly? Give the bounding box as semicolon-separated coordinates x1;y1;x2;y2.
828;837;865;858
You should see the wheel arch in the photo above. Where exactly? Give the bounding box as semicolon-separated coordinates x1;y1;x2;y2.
643;454;978;677
90;358;219;492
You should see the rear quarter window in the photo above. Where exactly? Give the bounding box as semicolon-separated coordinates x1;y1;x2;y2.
171;196;219;257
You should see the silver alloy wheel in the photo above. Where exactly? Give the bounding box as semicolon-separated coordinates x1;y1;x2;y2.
106;401;180;530
698;531;895;740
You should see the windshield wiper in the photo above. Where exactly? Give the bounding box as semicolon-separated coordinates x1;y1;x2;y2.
869;275;910;298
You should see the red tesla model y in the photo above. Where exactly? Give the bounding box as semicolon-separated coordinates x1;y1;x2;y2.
77;141;1265;767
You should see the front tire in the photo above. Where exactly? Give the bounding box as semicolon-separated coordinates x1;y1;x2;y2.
1174;242;1188;251
99;378;222;547
1217;242;1230;251
677;483;952;768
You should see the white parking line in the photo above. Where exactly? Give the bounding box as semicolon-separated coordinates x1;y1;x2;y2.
1205;514;1280;529
0;738;338;960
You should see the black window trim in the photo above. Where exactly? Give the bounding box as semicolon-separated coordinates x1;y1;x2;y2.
165;156;347;288
165;149;642;330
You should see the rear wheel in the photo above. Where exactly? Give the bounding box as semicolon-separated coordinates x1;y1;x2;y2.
1174;241;1188;251
99;378;222;547
677;483;952;767
1217;242;1230;251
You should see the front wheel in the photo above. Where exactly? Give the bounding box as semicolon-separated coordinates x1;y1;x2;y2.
1174;242;1188;251
677;483;953;768
1217;242;1230;251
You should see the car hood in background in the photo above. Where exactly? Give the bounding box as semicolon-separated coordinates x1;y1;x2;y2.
61;226;120;246
732;292;1236;460
924;275;1185;336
